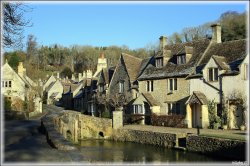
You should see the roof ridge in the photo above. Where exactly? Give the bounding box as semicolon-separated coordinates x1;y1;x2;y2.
121;53;143;61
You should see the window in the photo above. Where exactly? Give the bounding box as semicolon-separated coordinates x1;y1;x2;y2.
134;105;143;114
177;54;186;64
208;68;218;82
168;103;181;115
119;81;124;93
168;78;177;91
146;80;153;92
5;81;8;87
244;63;248;80
9;81;11;88
99;84;104;93
156;58;163;68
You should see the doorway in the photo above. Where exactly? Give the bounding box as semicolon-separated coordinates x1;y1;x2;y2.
191;103;202;128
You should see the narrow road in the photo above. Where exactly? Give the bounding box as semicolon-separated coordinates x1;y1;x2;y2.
3;105;85;163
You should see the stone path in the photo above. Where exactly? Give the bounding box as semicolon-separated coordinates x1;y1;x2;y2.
3;105;87;163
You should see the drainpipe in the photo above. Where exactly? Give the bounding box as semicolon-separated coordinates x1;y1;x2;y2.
219;75;224;116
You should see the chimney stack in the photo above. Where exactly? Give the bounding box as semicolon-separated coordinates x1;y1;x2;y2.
185;46;193;63
57;72;60;79
163;50;172;66
211;23;221;43
78;73;82;81
72;73;75;81
18;62;26;77
159;36;167;51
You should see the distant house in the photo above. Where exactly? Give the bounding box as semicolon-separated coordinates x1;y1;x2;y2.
73;78;98;116
44;79;63;105
43;74;57;91
61;80;83;109
95;67;115;116
108;53;142;113
2;61;42;114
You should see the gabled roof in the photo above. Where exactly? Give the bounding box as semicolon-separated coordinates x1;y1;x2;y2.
2;62;30;87
62;83;71;94
46;81;56;92
186;91;208;105
212;55;230;70
138;39;210;80
142;93;162;106
121;53;143;82
191;39;247;77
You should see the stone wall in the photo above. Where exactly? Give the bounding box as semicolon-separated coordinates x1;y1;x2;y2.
186;134;246;160
112;129;180;148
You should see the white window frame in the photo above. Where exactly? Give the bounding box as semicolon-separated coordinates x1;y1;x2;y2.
146;80;153;92
208;68;218;82
119;81;125;93
156;58;163;68
168;78;177;92
133;104;144;114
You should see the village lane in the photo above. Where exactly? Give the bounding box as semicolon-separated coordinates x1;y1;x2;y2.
3;105;86;163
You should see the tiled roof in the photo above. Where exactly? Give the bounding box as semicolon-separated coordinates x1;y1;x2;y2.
212;55;230;70
186;91;208;105
193;91;208;105
45;81;56;92
121;53;143;82
193;39;247;75
62;83;71;94
199;39;247;65
137;57;153;79
74;89;83;99
142;93;162;106
138;39;210;80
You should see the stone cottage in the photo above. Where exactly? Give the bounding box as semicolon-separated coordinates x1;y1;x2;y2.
136;35;210;120
44;79;63;105
2;61;42;114
108;53;143;113
186;24;247;129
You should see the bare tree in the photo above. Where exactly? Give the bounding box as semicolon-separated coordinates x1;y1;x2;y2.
3;2;32;49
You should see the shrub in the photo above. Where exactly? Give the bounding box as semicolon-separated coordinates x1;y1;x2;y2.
102;111;111;119
208;100;221;129
4;97;12;111
151;113;187;128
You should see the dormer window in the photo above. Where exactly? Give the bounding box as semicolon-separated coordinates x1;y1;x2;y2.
156;57;163;68
177;54;186;64
208;68;218;82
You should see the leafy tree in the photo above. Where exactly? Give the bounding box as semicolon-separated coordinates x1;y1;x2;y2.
3;2;32;49
26;34;37;61
4;97;12;111
61;66;72;79
168;32;183;44
220;11;246;42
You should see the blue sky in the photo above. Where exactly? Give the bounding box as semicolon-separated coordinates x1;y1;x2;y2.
21;1;248;50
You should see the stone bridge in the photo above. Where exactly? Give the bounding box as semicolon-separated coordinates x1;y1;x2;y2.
52;110;115;143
